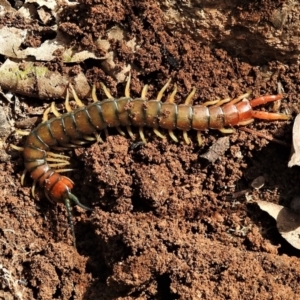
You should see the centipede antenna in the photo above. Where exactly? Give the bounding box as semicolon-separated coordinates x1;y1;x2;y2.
183;131;190;144
64;198;76;247
65;89;72;112
91;84;99;102
68;192;91;211
168;130;179;142
125;74;131;98
166;84;177;103
42;106;51;121
141;84;149;99
157;78;172;101
69;84;85;107
184;87;196;105
65;192;92;247
100;82;113;99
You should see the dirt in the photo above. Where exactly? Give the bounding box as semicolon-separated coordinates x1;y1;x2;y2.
1;0;300;299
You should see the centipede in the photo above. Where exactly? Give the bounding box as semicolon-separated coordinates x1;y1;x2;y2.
13;75;290;246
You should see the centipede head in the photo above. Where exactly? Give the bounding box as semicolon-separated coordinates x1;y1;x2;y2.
45;175;91;247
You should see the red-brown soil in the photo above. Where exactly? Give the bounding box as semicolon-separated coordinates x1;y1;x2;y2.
1;1;300;299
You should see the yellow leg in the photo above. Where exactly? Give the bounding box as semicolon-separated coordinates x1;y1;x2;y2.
141;84;149;99
46;157;70;164
65;89;73;112
126;126;135;140
213;97;231;107
31;180;37;198
197;131;202;146
125;74;131;98
51;102;61;117
92;84;99;102
69;84;85;107
168;130;178;142
43;106;52;121
100;82;113;99
153;128;166;139
55;168;75;173
10;144;24;151
183;131;190;144
157;78;171;101
238;119;254;126
139;127;147;143
94;132;103;143
226;92;250;106
219;128;235;134
21;169;27;186
83;135;97;141
184;87;196;105
47;152;70;160
116;126;126;136
166;84;177;103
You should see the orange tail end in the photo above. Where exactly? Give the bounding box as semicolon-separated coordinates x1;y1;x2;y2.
252;111;290;120
250;95;283;108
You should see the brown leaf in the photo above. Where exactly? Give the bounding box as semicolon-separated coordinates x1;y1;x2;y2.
257;200;300;250
288;114;300;167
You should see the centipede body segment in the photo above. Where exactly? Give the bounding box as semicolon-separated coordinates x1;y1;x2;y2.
18;76;290;245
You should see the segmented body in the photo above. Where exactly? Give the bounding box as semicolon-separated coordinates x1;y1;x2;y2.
21;78;289;244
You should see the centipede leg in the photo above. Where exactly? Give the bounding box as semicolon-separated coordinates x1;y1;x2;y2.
15;130;30;136
168;130;179;142
21;169;27;186
31;180;37;198
126;126;135;140
183;131;190;145
139;127;147;143
116;126;126;136
125;73;131;97
197;132;202;146
153;128;166;139
69;84;85;107
157;78;172;101
91;84;98;102
219;128;235;134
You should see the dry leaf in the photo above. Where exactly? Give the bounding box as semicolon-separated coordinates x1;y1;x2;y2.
0;59;90;100
200;136;230;163
288;114;300;167
257;200;300;249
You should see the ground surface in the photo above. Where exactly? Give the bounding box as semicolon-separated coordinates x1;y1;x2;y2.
1;0;300;299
